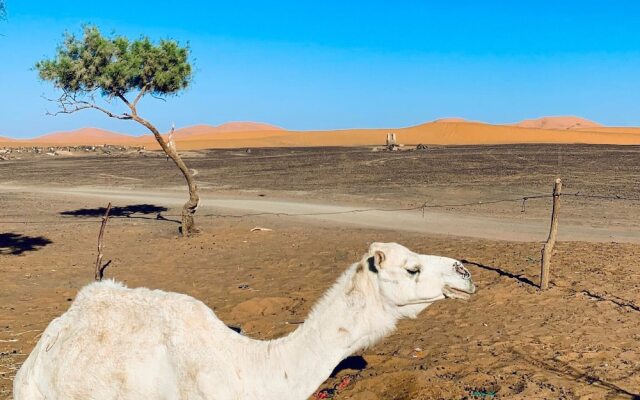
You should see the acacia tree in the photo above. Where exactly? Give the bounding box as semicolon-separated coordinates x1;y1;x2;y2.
36;26;199;236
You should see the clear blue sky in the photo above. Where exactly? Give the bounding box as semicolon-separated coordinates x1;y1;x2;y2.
2;1;640;138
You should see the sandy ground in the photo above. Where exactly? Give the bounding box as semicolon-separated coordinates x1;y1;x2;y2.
1;145;640;399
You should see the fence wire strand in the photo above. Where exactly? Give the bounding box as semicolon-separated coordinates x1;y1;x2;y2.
1;192;639;224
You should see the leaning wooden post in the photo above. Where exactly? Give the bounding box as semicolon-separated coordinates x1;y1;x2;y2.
95;202;112;281
540;178;562;290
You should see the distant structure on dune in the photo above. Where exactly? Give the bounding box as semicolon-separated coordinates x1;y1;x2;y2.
386;133;397;146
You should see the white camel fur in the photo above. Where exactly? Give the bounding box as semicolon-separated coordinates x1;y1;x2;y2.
14;242;476;400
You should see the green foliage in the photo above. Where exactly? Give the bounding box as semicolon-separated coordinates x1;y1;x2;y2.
36;26;192;99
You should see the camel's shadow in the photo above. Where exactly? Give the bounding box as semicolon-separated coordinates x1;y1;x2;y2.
331;355;368;377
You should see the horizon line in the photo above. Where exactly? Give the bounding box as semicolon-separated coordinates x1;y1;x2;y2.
0;115;622;140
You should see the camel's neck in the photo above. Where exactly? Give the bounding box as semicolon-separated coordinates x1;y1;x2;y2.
257;263;399;399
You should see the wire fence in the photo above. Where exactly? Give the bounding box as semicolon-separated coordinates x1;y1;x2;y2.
1;189;639;312
1;191;639;224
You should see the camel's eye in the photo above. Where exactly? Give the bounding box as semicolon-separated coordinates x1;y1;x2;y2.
406;267;420;276
454;263;471;279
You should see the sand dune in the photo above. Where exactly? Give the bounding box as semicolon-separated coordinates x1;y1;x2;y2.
573;126;640;135
513;116;601;130
3;118;640;149
190;121;282;132
172;122;283;139
4;123;284;147
155;121;640;149
26;127;142;145
432;117;468;123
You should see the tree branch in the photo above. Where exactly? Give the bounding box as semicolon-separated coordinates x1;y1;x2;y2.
150;93;167;102
46;104;133;120
44;92;133;120
131;84;150;111
116;93;132;109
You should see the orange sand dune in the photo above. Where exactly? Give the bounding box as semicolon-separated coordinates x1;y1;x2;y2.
173;122;283;139
513;116;601;130
190;121;283;132
431;117;487;124
573;126;640;135
3;119;640;149
25;127;142;145
166;121;640;150
2;123;284;147
432;117;468;123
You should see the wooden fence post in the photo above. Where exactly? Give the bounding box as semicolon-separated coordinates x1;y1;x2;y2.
540;178;562;290
95;202;112;281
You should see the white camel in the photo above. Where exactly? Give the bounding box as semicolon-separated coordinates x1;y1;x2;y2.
13;242;476;400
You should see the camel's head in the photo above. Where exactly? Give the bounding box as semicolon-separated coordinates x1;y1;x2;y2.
365;242;476;318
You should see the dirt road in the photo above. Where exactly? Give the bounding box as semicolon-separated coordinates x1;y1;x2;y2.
3;185;639;243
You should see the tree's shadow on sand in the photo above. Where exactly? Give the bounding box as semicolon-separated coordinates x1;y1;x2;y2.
0;233;53;255
60;204;179;224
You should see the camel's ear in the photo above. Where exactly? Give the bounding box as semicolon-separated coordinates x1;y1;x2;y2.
367;243;387;272
374;250;385;265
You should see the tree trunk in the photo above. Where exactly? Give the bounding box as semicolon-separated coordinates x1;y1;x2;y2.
132;115;199;236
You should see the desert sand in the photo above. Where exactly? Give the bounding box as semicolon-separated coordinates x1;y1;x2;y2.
1;145;639;399
29;127;143;145
3;117;640;149
512;116;602;130
174;122;284;137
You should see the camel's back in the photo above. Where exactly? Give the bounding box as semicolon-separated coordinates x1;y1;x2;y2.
14;281;240;399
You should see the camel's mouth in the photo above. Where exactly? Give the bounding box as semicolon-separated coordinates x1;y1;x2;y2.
443;284;475;300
